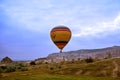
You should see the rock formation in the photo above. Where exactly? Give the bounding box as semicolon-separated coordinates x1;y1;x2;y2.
0;56;13;64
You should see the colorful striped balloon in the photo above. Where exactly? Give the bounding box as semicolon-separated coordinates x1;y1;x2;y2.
50;25;71;52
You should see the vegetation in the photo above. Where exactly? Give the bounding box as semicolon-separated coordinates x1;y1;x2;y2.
30;61;36;65
84;57;94;63
0;58;120;80
1;74;120;80
0;63;28;73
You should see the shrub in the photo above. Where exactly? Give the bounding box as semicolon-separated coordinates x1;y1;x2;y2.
85;57;94;63
0;63;28;73
0;67;4;73
50;67;54;70
19;67;28;71
30;61;36;65
78;58;81;61
58;66;61;69
45;62;48;64
0;66;7;69
14;63;25;69
4;66;15;73
71;59;75;63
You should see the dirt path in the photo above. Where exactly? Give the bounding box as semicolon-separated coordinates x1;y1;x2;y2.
112;61;119;78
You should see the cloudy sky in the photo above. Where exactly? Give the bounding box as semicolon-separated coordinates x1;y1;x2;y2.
0;0;120;60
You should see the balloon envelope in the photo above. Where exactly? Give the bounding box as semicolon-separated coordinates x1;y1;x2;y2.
50;26;71;50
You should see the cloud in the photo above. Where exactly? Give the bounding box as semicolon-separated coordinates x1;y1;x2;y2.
0;0;54;32
1;0;120;35
0;0;75;33
73;13;120;37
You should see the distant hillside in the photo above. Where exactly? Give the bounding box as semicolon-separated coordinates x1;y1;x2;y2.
47;46;120;60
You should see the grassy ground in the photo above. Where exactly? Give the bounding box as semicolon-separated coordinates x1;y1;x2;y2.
1;72;120;80
49;58;120;77
0;58;120;80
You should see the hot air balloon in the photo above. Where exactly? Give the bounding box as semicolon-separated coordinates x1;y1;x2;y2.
50;25;72;53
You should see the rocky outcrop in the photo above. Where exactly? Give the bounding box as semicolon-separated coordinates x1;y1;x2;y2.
47;46;120;61
0;56;13;64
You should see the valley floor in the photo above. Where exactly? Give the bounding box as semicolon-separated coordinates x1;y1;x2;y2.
0;72;120;80
0;58;120;80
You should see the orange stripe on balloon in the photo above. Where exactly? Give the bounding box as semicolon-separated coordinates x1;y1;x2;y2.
51;29;71;32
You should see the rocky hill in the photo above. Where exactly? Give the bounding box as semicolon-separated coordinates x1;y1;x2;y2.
0;56;13;64
47;46;120;61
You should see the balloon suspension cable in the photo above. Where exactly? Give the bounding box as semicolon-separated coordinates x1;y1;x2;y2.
59;49;63;61
60;49;62;53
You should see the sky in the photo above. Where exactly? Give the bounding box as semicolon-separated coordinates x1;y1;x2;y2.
0;0;120;60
